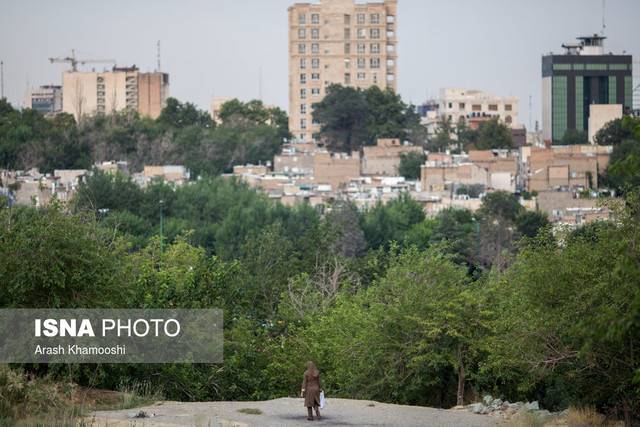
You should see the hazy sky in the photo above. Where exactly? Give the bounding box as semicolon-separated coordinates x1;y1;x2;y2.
1;0;639;127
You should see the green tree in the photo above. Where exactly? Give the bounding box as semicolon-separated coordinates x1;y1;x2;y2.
0;204;129;308
312;84;369;152
594;116;640;146
559;129;588;145
604;139;640;193
397;151;426;180
157;97;213;129
428;116;455;152
475;118;513;150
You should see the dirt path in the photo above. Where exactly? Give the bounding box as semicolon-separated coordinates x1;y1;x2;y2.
90;397;497;427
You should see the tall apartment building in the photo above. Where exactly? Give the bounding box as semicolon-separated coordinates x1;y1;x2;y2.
542;34;632;143
288;0;398;143
62;66;169;120
26;85;63;116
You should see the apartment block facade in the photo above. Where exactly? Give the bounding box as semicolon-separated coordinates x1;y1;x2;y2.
288;0;398;143
62;67;169;120
439;88;519;128
26;85;63;116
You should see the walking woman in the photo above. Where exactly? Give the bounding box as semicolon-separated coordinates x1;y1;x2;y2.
301;361;323;421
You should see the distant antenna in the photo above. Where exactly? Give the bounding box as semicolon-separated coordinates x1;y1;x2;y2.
601;0;606;35
258;66;263;100
156;40;161;71
0;60;4;99
528;94;532;131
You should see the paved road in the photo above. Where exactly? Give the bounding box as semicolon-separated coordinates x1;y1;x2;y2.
91;397;496;427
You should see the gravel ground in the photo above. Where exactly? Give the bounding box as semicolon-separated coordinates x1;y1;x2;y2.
90;397;497;427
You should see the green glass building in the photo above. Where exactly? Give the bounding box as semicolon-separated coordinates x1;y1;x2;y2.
542;35;632;143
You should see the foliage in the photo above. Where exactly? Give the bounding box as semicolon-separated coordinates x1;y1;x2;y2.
559;129;588;145
0;203;129;308
594;116;640;146
604;139;640;194
483;195;640;417
474;118;513;150
312;85;421;152
397;151;425;180
0;98;285;177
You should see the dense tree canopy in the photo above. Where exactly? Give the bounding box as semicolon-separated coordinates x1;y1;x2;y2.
312;84;421;152
0;97;286;176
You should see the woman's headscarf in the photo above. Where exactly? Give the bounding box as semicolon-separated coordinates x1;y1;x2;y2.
306;360;319;377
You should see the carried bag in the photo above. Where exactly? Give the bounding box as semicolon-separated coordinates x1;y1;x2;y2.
319;391;325;409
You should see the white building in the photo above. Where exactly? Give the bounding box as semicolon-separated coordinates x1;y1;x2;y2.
438;88;519;128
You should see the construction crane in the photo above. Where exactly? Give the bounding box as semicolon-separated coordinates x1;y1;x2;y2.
48;49;116;72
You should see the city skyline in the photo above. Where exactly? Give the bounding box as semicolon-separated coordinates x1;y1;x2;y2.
1;0;639;128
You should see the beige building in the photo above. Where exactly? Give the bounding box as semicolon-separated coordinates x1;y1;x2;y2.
439;88;519;128
288;0;398;142
588;104;622;144
211;96;234;124
63;67;169;120
361;138;423;176
525;145;611;192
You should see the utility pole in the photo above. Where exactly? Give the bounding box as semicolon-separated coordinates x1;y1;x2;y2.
157;40;161;72
159;199;164;254
0;60;4;99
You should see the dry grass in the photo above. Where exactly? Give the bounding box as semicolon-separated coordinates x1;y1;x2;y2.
237;408;263;415
564;406;622;427
500;412;545;427
0;365;163;426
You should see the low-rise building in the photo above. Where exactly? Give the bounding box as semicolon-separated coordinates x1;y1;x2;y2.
134;165;190;187
524;145;611;192
361;138;423;176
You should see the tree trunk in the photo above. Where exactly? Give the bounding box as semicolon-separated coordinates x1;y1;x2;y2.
456;345;465;406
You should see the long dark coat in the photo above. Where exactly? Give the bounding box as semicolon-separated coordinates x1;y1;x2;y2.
302;369;322;407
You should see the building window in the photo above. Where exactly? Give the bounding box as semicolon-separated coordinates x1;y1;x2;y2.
459;103;465;109
298;28;306;39
370;58;380;68
357;43;365;54
344;14;351;25
311;13;319;24
472;104;481;111
370;13;380;24
357;28;366;39
357;72;366;80
312;88;321;96
312;118;320;125
373;73;378;84
311;58;319;69
357;58;365;69
586;63;607;71
311;43;319;53
387;43;395;53
300;74;307;84
298;44;306;54
344;28;351;39
370;28;380;39
345;73;351;84
300;58;306;69
301;88;307;99
298;13;306;25
357;13;365;24
344;43;350;54
311;73;320;80
301;118;307;130
311;28;319;39
505;104;512;111
300;104;307;114
505;115;512;124
488;104;498;111
344;58;351;69
370;43;380;54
